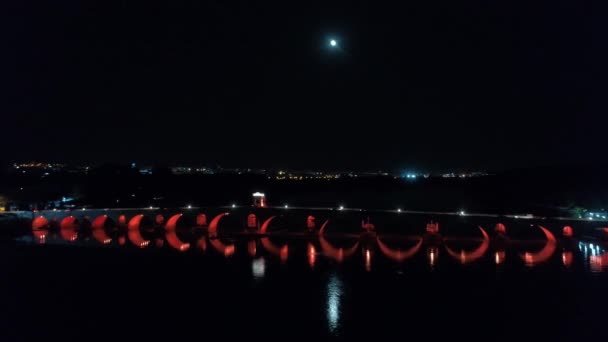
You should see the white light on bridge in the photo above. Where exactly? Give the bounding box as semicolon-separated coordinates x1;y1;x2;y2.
459;211;465;216
232;204;236;208
330;39;337;47
284;204;289;209
397;208;402;213
187;205;192;209
339;206;344;211
252;192;265;197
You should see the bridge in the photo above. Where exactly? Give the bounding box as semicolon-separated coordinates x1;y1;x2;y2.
1;206;606;270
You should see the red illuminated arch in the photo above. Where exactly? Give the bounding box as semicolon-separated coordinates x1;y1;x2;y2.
260;216;277;234
92;215;108;230
91;215;112;244
32;216;49;230
127;214;150;248
521;225;556;266
260;237;288;263
165;231;190;251
377;237;423;263
163;213;189;251
59;216;78;241
444;226;490;264
318;219;330;235
60;216;78;230
165;214;183;231
208;213;229;237
319;235;359;263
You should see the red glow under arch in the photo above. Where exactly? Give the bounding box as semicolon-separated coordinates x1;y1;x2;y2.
260;216;277;234
521;225;556;266
208;213;229;237
32;216;49;230
377;237;423;262
444;226;490;264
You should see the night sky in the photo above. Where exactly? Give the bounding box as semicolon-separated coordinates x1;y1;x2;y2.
3;1;606;172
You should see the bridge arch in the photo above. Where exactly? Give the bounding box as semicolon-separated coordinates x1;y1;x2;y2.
521;225;556;266
127;214;150;248
165;214;183;231
318;219;330;235
91;215;112;244
32;216;49;230
59;216;79;241
260;237;288;263
208;213;229;237
163;214;189;251
260;216;277;234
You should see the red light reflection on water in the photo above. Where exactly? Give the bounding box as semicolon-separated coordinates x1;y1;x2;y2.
590;253;608;272
427;247;439;266
319;235;359;263
197;238;207;252
209;238;235;257
376;237;422;263
166;231;190;251
562;251;573;267
260;237;289;263
248;240;257;257
495;251;506;265
307;243;317;268
444;227;489;264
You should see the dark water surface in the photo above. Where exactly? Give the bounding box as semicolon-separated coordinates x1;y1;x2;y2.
2;233;608;341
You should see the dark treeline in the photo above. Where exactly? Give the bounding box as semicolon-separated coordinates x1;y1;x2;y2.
1;163;608;217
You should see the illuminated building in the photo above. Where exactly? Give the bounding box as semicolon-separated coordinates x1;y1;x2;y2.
252;192;267;208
